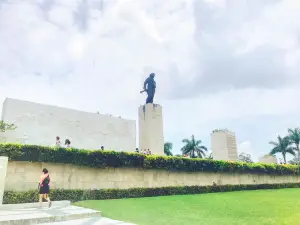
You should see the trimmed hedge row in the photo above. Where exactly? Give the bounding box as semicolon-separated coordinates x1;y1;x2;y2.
0;143;298;175
4;183;300;204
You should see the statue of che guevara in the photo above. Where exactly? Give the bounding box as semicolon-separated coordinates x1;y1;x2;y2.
140;73;156;104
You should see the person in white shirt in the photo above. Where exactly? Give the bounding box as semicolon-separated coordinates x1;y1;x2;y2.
55;136;61;147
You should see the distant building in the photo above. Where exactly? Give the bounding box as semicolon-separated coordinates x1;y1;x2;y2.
259;155;277;164
211;129;238;161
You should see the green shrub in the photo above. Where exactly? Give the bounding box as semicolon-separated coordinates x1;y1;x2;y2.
0;143;297;175
4;183;300;204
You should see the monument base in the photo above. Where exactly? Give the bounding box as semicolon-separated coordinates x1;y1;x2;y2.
138;103;164;155
0;201;101;225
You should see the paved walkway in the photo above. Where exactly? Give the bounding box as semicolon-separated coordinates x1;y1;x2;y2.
0;203;135;225
0;205;99;222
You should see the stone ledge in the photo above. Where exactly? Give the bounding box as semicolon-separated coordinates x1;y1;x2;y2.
39;217;136;225
0;200;71;210
0;204;101;225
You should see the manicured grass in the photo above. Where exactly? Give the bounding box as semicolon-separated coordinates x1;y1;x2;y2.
74;188;300;225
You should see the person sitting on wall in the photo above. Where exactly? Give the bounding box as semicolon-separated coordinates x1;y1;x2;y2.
135;148;139;153
55;136;61;147
65;139;71;148
101;146;104;150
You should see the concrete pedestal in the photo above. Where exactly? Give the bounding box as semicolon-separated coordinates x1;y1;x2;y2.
0;156;8;205
138;104;164;155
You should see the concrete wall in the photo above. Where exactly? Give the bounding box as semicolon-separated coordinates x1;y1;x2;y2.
138;104;164;155
1;98;136;152
5;161;300;191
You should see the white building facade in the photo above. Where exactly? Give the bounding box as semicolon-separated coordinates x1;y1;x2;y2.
1;98;136;152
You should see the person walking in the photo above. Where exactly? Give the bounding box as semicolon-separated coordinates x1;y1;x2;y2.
39;168;52;207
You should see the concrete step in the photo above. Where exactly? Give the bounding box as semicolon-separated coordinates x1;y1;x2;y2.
0;201;71;210
0;202;101;225
38;217;136;225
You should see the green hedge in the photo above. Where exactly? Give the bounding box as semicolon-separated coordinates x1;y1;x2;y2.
4;183;300;204
0;143;298;175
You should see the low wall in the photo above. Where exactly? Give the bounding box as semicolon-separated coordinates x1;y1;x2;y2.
5;161;300;191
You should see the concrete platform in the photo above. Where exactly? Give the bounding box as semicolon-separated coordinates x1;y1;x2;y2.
0;201;71;210
0;201;101;225
39;217;136;225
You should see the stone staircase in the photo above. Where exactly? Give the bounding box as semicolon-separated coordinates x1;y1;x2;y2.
0;201;135;225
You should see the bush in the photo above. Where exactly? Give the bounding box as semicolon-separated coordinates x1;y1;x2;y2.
4;183;300;204
0;143;298;175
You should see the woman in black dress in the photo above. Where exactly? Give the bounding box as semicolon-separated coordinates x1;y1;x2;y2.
39;168;52;207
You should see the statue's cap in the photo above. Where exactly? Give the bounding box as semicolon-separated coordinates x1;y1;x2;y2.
149;73;155;77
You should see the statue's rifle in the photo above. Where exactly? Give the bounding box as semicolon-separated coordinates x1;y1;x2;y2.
140;89;146;94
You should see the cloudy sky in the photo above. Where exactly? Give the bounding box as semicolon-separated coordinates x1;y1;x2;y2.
0;0;299;161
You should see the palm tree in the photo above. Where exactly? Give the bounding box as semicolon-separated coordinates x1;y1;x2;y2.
288;128;300;164
164;142;173;156
181;135;207;158
269;135;295;164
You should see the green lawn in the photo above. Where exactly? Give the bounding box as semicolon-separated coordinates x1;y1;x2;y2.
74;188;300;225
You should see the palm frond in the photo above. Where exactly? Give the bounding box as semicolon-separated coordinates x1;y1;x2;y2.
269;141;279;146
196;149;206;157
191;135;196;146
195;140;202;146
288;128;294;134
288;128;300;145
286;148;296;156
199;145;208;151
182;139;191;144
269;147;280;155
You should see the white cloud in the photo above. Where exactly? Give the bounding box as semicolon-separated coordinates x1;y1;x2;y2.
239;0;300;54
238;141;258;161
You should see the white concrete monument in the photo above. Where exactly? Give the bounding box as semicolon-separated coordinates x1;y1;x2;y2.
138;104;164;155
259;155;277;164
0;156;8;205
1;98;136;151
211;129;238;161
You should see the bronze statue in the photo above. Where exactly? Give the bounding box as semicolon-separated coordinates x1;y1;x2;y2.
141;73;156;104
